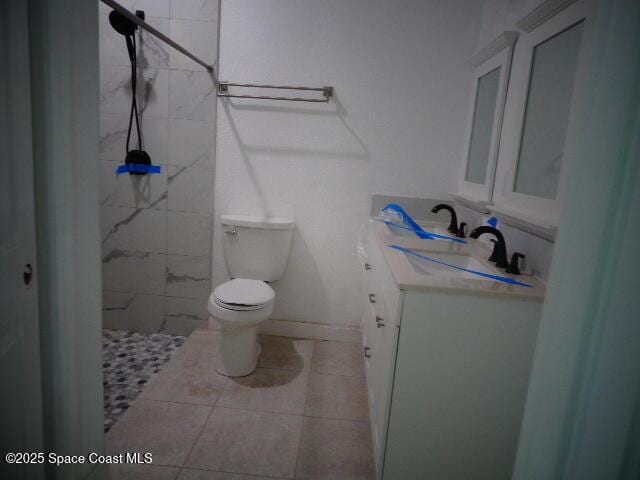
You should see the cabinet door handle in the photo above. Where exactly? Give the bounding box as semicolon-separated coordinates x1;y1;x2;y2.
364;346;371;358
364;263;372;271
368;293;376;304
376;315;385;328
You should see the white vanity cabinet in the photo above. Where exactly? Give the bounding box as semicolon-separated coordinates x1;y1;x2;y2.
361;231;403;474
361;227;542;480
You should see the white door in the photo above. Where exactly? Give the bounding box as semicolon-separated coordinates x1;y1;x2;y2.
0;1;45;478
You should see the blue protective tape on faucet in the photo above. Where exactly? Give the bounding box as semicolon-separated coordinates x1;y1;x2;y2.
379;220;467;244
388;244;532;287
381;203;434;239
116;163;162;175
380;204;467;244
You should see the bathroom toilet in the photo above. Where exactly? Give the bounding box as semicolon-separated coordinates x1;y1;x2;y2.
208;214;294;377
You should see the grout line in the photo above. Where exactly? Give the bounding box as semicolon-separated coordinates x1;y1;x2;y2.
293;366;313;479
292;416;304;480
301;413;370;424
252;364;311;374
137;396;218;408
308;369;366;379
212;370;229;408
180;402;216;470
293;360;309;480
213;404;304;418
171;465;181;480
183;400;370;424
136;398;214;409
292;421;304;480
137;461;182;469
179;465;290;479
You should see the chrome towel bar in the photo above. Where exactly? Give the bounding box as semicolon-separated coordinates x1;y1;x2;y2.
217;82;333;103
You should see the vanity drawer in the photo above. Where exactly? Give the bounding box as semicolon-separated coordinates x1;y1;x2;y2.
362;302;390;473
367;235;402;326
361;289;399;478
365;286;391;333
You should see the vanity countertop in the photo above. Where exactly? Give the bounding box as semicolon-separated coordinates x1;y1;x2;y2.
371;220;546;301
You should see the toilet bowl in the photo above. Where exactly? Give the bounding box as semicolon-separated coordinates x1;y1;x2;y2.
209;215;294;377
208;278;275;376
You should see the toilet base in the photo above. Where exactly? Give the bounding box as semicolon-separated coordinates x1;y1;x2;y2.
216;324;262;377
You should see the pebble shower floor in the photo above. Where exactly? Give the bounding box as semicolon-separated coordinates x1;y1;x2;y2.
102;329;185;432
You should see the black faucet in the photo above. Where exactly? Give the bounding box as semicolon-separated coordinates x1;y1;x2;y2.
469;226;509;269
456;222;467;239
431;204;458;234
506;252;525;275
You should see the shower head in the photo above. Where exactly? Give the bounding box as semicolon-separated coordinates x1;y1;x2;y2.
109;10;139;63
108;10;137;37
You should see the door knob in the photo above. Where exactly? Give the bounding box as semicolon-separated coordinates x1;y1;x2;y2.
23;263;33;286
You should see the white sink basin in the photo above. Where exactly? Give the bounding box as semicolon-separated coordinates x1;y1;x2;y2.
423;225;453;237
403;250;498;279
385;222;456;240
385;222;420;237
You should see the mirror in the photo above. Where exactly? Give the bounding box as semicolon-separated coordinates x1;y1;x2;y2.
514;21;584;199
458;31;517;203
465;67;501;184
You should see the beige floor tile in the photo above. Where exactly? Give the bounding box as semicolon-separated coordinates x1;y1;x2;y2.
257;335;313;371
189;328;219;343
106;399;211;467
310;341;365;377
305;373;369;421
186;407;303;478
87;464;180;480
178;468;279;479
176;329;219;364
141;351;228;405
295;417;375;480
217;367;309;415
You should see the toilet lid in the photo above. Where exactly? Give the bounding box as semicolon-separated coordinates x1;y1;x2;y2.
214;278;275;309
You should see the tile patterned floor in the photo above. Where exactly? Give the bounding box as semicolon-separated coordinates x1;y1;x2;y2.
94;329;375;480
102;329;186;432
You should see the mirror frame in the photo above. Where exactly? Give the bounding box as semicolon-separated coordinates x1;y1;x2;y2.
491;0;594;227
458;31;518;204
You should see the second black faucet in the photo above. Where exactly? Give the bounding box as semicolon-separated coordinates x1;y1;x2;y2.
431;204;458;235
469;226;509;269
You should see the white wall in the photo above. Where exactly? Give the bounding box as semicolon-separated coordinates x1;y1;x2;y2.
214;0;483;329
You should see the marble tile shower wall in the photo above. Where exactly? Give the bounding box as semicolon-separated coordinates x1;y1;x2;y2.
99;0;219;336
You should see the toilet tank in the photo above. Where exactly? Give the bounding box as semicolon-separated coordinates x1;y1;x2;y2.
220;214;295;282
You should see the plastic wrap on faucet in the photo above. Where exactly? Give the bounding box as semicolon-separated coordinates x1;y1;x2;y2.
373;203;467;243
375;203;436;240
377;207;403;225
356;222;370;263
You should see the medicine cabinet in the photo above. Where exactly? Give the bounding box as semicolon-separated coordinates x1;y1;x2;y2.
457;0;593;232
458;32;518;204
491;0;592;228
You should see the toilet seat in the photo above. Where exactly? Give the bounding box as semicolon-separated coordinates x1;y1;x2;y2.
213;278;275;311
